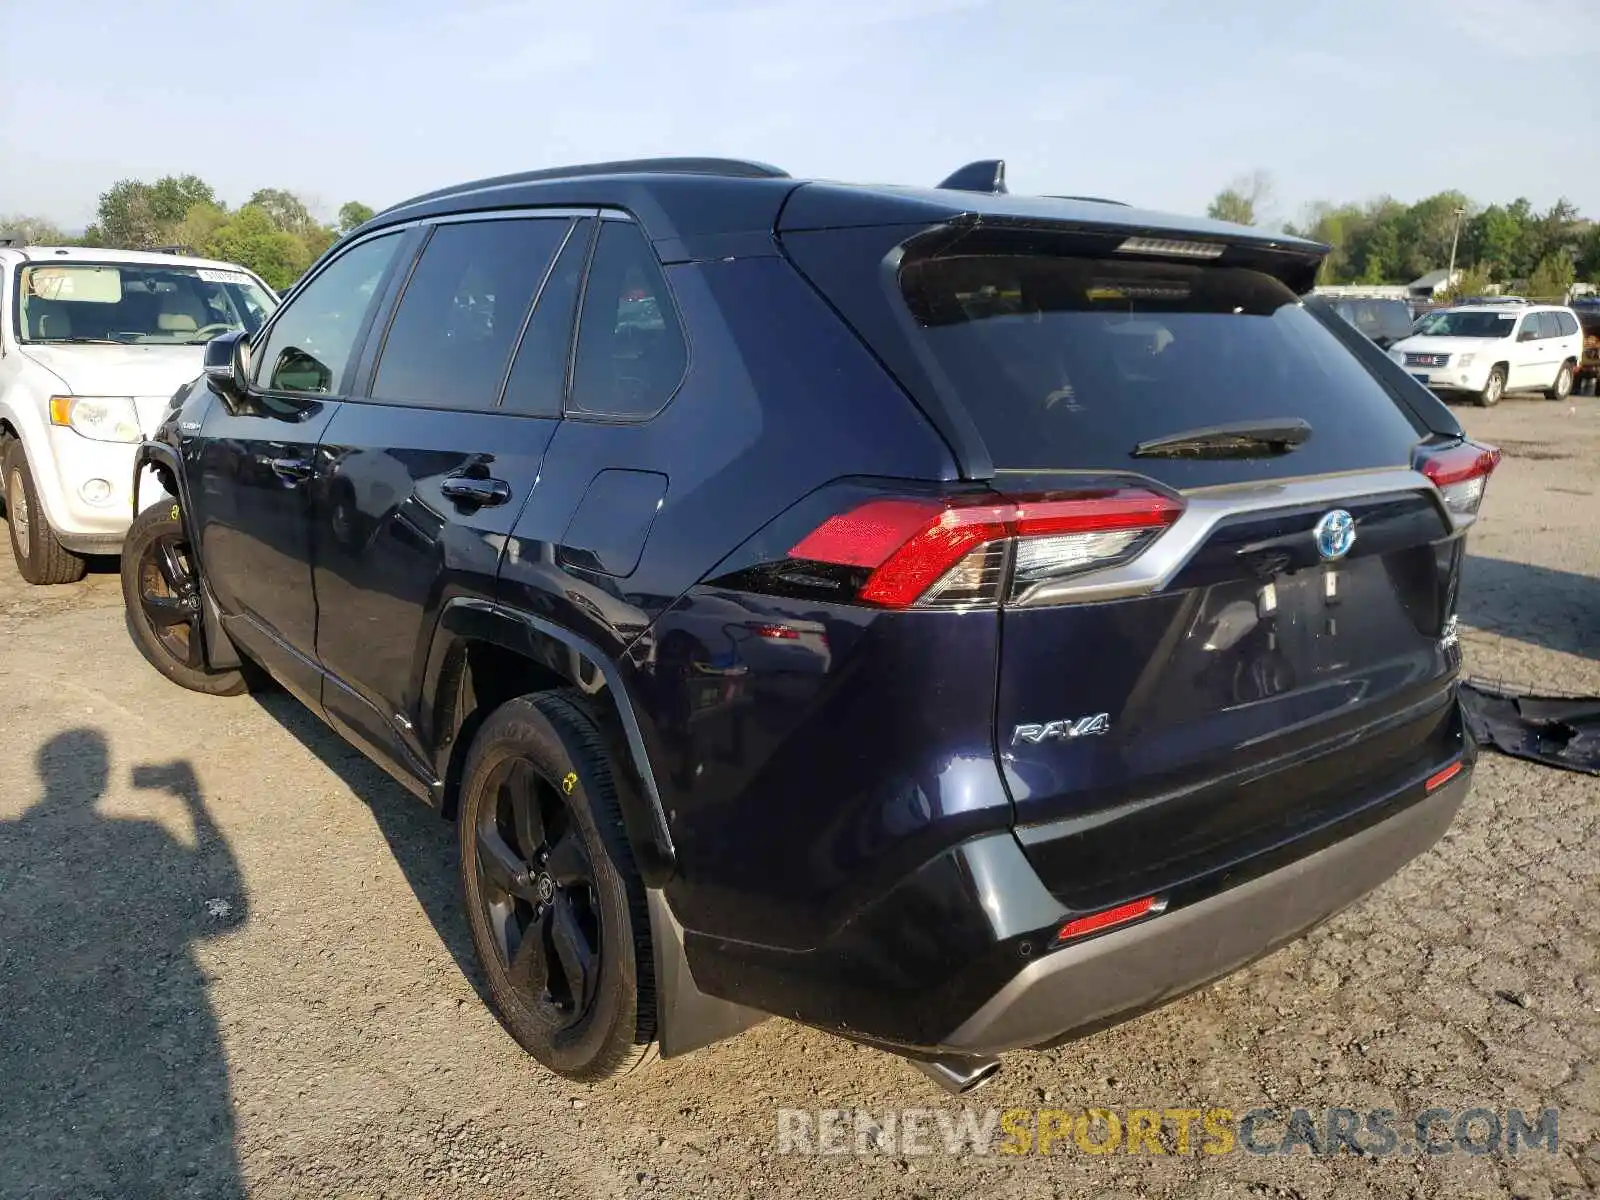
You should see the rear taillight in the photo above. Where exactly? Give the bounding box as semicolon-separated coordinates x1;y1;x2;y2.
786;487;1184;610
1416;440;1502;517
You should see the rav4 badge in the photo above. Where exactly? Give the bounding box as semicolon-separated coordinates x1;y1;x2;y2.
1012;714;1112;745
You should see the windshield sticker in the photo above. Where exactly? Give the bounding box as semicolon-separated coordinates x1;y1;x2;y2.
196;268;251;285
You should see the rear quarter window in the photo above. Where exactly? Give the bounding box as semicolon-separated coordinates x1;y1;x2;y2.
898;253;1425;484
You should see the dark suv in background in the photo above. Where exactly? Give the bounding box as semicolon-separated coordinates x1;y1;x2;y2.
121;158;1496;1093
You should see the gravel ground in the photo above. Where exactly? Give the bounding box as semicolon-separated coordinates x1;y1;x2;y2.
0;397;1596;1200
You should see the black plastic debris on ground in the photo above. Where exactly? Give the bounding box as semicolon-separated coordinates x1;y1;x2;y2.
1460;679;1600;776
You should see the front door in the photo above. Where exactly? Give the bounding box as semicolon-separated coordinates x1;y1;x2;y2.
192;231;407;703
311;214;589;783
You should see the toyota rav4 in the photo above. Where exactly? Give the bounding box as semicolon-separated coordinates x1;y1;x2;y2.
120;158;1494;1093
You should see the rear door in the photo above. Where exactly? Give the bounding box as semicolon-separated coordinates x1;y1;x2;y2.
1509;311;1548;388
310;213;589;781
787;226;1476;906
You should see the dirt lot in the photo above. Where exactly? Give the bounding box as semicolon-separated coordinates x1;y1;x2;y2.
1;398;1597;1200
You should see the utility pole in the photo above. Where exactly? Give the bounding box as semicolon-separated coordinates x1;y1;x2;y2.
1446;206;1466;298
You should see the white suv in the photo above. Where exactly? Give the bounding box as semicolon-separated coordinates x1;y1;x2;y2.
1389;302;1585;407
0;245;277;583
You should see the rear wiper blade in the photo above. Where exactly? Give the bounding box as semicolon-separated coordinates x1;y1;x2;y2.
1132;418;1311;459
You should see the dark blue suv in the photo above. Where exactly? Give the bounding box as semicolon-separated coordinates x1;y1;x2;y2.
121;158;1496;1093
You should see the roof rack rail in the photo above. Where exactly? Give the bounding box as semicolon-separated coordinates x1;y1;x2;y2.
381;157;791;216
937;160;1007;195
150;244;196;255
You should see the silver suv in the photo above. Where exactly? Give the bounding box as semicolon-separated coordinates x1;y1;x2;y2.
0;244;276;582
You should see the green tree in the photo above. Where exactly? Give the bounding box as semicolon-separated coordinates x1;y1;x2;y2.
0;214;70;245
91;180;164;248
337;201;375;233
1345;198;1406;283
1394;191;1471;282
1464;203;1527;280
1526;252;1575;301
246;188;316;237
1286;201;1367;283
1576;222;1600;283
202;206;311;292
148;175;217;224
1207;171;1274;226
89;176;218;248
1442;266;1493;303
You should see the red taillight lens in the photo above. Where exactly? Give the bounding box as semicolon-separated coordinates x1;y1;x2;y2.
1055;895;1161;943
748;623;799;640
787;488;1183;610
1416;440;1501;516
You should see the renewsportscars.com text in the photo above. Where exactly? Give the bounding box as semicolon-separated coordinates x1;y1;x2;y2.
776;1106;1559;1158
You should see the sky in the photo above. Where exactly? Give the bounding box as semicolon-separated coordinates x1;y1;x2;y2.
3;0;1598;230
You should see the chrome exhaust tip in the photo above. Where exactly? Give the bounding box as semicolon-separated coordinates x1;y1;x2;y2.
905;1052;1002;1095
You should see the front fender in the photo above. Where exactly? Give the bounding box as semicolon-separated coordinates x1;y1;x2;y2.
130;437;241;671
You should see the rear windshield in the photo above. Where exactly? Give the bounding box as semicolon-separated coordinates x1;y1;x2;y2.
898;254;1423;473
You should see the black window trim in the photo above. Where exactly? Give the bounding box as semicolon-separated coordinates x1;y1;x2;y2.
562;212;691;425
249;226;414;401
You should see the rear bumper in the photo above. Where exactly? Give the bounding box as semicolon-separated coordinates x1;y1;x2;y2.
943;771;1468;1054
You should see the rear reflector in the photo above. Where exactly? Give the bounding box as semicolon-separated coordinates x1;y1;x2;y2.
1056;895;1161;943
1416;441;1501;517
788;488;1183;610
1425;760;1463;792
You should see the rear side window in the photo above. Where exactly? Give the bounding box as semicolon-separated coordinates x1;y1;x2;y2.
502;219;592;417
898;254;1423;474
372;218;567;409
569;220;687;419
1554;311;1579;337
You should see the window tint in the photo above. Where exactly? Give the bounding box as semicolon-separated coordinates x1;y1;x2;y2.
371;218;567;409
502;219;592;416
1554;311;1579;337
1538;312;1561;338
569;220;687;419
898;253;1423;474
254;233;400;394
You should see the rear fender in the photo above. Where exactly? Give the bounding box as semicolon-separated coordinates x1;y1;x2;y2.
425;598;763;1058
426;597;676;884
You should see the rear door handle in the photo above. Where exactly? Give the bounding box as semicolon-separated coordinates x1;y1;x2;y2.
269;457;312;481
441;475;512;507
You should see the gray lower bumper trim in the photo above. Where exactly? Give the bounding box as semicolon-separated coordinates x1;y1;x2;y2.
944;776;1469;1054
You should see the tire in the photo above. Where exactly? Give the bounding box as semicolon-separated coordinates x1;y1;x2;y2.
3;440;87;585
1545;362;1574;401
458;690;656;1081
1475;365;1506;408
120;500;248;696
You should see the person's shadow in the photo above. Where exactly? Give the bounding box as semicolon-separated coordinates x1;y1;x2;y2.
0;730;246;1200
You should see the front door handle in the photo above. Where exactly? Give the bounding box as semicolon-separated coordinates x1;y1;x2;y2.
441;475;512;507
269;457;312;481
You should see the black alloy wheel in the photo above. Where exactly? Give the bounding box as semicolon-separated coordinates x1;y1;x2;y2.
472;757;602;1028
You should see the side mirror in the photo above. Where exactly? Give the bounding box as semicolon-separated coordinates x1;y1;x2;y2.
202;330;252;405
